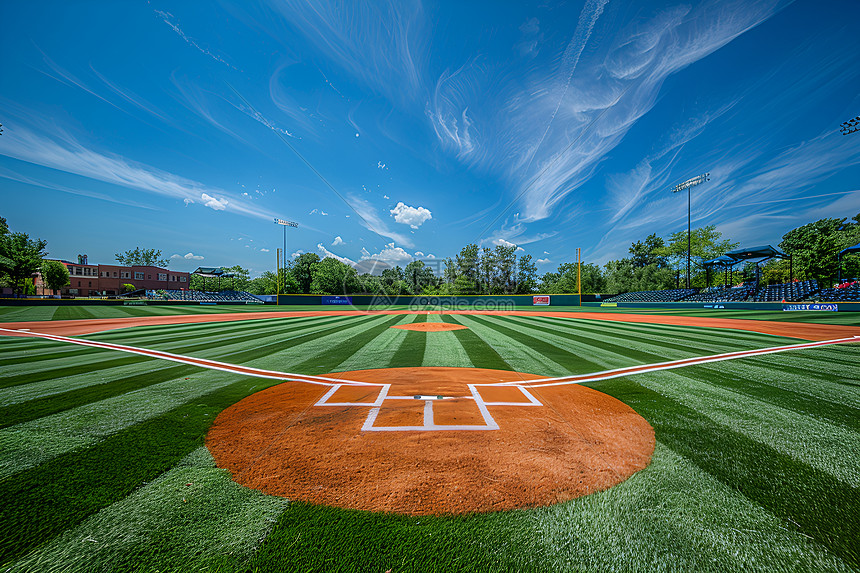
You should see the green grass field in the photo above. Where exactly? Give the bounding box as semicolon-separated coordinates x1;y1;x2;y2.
0;307;858;571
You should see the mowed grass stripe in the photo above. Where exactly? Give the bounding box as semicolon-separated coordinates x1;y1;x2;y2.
88;314;334;345
590;376;860;567
8;447;289;573
290;315;409;374
388;314;427;368
505;315;796;369
527;316;799;355
0;315;350;424
0;316;351;387
0;376;305;565
451;315;570;376
1;316;371;409
0;316;345;377
439;315;512;370
0;315;331;365
631;368;860;486
333;315;419;372
418;315;472;368
468;315;642;373
0;317;380;476
693;362;860;431
697;354;860;421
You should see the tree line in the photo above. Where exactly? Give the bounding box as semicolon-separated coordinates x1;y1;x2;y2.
2;212;858;297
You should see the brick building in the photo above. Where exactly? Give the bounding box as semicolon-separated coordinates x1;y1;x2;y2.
36;257;191;296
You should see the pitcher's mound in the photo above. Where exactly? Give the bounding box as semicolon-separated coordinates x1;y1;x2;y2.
206;367;654;515
391;322;468;332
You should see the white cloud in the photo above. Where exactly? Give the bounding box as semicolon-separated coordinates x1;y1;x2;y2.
537;258;551;264
260;248;270;252
171;252;204;260
377;161;387;169
347;195;413;246
0;126;273;220
200;193;228;211
390;202;432;229
360;243;414;266
309;208;329;215
492;238;525;252
332;236;344;246
414;251;424;256
317;243;355;265
291;250;304;259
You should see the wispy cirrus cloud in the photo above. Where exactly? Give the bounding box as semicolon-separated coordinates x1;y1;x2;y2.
426;61;481;159
347;194;414;247
0;166;158;210
0;125;271;220
261;0;427;102
498;0;786;225
154;9;238;69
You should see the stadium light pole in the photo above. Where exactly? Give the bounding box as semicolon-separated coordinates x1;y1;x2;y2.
274;218;299;286
670;173;710;289
840;116;860;135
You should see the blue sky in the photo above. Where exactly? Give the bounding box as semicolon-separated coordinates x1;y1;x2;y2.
1;0;859;277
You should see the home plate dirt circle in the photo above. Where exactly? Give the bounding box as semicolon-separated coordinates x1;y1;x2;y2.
206;367;655;515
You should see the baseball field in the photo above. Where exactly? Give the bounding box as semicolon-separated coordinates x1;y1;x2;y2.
0;304;858;572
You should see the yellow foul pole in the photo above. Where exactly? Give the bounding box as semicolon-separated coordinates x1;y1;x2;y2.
577;248;582;306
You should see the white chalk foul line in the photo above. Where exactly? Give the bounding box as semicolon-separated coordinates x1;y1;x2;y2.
489;335;860;389
0;327;377;387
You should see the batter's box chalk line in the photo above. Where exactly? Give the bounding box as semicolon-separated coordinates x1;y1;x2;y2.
314;383;541;432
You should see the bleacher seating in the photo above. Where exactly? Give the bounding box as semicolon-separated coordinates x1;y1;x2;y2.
157;290;262;303
818;282;860;302
682;285;755;302
754;280;818;302
604;289;697;303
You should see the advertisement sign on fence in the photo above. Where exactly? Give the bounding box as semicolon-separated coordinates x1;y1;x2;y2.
322;296;353;305
782;303;838;312
533;295;550;306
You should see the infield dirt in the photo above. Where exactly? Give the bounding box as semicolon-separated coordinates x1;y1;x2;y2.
206;367;655;515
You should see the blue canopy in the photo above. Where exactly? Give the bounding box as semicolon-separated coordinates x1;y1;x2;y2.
703;255;736;266
724;245;787;260
840;242;860;256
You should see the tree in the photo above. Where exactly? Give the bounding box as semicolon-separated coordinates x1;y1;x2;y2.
219;265;251;291
492;245;518;294
115;248;169;267
121;283;136;294
453;244;480;294
629;233;667;268
0;231;48;295
541;262;606;294
41;260;70;294
656;225;738;287
516;254;538;294
780;215;860;286
310;257;360;294
291;253;321;294
404;260;437;294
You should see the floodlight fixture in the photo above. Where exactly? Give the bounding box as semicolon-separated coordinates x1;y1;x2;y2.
841;116;860;135
274;218;299;278
670;173;710;289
